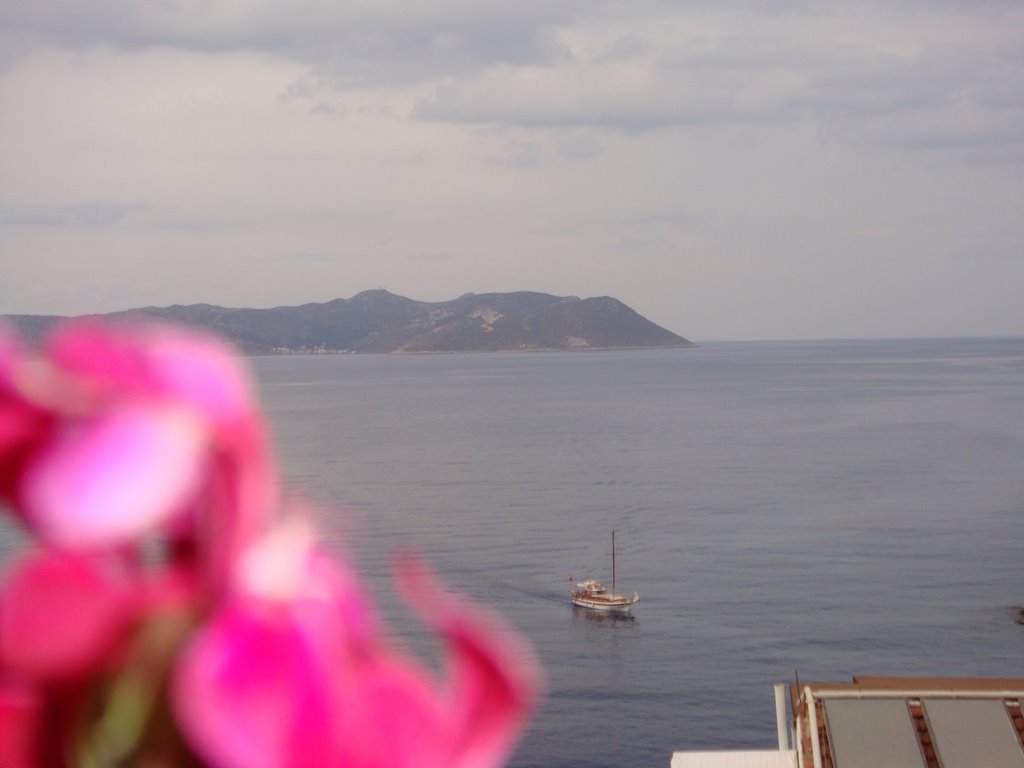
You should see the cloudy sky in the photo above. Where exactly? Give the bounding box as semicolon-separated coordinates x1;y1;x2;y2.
1;1;1021;341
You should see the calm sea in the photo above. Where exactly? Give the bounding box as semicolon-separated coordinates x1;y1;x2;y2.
8;339;1023;767
253;337;1024;767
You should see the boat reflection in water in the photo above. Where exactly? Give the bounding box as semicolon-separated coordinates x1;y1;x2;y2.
572;604;637;624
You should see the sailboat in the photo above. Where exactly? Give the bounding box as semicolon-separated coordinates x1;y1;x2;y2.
569;531;639;614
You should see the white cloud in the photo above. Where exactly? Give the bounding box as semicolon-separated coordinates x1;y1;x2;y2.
0;0;579;84
0;202;145;229
0;0;1022;339
411;3;1024;158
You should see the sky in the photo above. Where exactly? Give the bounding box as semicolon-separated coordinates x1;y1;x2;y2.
1;1;1022;341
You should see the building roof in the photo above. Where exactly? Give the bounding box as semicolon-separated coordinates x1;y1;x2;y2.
791;676;1024;768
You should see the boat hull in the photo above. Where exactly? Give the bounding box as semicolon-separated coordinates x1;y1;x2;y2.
570;594;639;614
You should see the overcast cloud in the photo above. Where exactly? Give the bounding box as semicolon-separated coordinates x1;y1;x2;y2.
1;0;1021;340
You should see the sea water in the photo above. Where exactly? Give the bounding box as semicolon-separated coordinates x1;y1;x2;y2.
251;337;1024;767
5;339;1021;767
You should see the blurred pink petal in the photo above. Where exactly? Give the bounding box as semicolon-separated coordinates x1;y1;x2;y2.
0;400;43;457
175;531;539;768
335;560;540;768
174;521;364;768
395;555;542;768
0;679;42;768
46;320;156;393
0;327;44;494
0;550;137;680
174;524;391;768
43;320;275;576
0;319;541;768
0;324;21;388
47;321;253;428
145;330;254;429
334;654;445;768
0;401;49;507
233;521;378;646
194;421;278;599
22;403;207;549
174;603;343;768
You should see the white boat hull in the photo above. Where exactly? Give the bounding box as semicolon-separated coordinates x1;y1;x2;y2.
570;592;639;614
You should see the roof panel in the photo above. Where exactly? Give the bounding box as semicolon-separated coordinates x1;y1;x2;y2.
670;750;796;768
824;699;923;768
924;699;1024;768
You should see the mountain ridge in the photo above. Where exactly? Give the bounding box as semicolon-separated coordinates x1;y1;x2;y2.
2;290;695;354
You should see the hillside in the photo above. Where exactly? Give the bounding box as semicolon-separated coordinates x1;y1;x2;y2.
2;290;695;354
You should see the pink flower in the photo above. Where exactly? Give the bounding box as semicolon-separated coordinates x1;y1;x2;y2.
44;321;254;429
0;328;46;504
0;679;43;768
393;555;540;768
0;548;142;681
21;403;208;550
173;523;541;768
0;321;541;767
0;321;273;567
0;548;147;766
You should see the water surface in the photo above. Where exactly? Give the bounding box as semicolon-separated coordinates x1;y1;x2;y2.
254;338;1024;766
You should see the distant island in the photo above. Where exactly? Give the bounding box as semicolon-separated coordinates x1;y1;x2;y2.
2;290;695;354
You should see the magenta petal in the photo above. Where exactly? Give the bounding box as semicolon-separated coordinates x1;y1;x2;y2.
0;550;136;680
335;655;444;768
46;320;151;395
0;324;22;390
0;400;41;457
0;679;42;768
47;321;253;428
439;612;541;768
305;549;379;649
23;403;206;549
173;604;342;768
395;556;542;768
0;401;47;512
144;330;254;429
0;327;40;474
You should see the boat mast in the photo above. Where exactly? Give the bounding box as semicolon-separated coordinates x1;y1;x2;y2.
612;530;616;595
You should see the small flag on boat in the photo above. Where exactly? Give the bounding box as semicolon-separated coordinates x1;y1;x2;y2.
568;575;573;582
